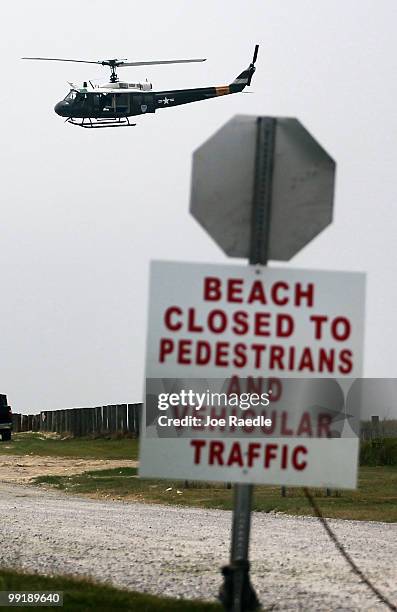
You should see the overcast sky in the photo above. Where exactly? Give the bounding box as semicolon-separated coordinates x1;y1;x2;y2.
1;1;397;415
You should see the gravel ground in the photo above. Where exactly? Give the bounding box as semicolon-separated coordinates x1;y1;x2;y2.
0;483;396;611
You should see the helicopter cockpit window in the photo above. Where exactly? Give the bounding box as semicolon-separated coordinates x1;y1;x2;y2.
64;90;77;101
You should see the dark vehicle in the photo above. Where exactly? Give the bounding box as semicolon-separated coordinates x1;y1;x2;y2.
0;394;12;441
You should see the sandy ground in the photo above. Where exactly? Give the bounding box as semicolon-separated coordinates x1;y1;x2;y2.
0;482;396;611
0;454;137;484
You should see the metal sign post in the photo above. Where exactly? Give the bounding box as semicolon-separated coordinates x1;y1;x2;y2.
224;484;256;611
221;117;276;612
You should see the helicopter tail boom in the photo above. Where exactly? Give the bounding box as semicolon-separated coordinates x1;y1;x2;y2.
230;66;254;92
153;45;259;111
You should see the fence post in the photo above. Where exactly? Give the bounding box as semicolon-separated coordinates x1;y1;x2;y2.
127;405;135;434
108;405;117;434
102;406;108;434
120;404;128;433
71;408;80;438
371;415;380;440
95;407;102;435
80;409;87;436
88;408;95;435
59;410;64;434
135;403;141;436
116;404;126;433
52;411;58;433
64;410;68;433
12;414;20;432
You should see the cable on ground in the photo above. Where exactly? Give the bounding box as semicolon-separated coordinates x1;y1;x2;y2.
303;487;397;612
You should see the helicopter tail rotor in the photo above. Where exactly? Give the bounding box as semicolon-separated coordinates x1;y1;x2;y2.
247;44;259;86
230;44;259;91
252;44;259;65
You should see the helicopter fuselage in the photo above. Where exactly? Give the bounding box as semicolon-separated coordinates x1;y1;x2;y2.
54;58;255;127
55;83;244;119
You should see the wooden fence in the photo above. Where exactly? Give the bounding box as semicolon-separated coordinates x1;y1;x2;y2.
12;408;396;440
11;404;141;437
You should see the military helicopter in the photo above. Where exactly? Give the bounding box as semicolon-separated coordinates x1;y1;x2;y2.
22;45;259;128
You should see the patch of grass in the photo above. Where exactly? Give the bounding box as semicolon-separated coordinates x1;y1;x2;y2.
5;434;397;521
35;465;397;522
0;567;220;611
0;433;138;461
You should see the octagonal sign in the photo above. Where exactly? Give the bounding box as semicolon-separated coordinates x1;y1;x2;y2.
190;115;336;261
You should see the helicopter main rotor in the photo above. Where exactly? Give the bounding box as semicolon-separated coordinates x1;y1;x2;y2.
22;55;207;83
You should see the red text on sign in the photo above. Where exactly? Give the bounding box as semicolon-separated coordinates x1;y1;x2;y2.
190;440;308;471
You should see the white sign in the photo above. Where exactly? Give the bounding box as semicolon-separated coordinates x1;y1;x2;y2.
139;261;366;488
144;261;365;378
141;437;359;488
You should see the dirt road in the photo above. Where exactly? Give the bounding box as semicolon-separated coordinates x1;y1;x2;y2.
0;454;137;484
0;482;395;611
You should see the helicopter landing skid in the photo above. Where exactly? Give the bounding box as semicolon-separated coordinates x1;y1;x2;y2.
66;116;137;128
